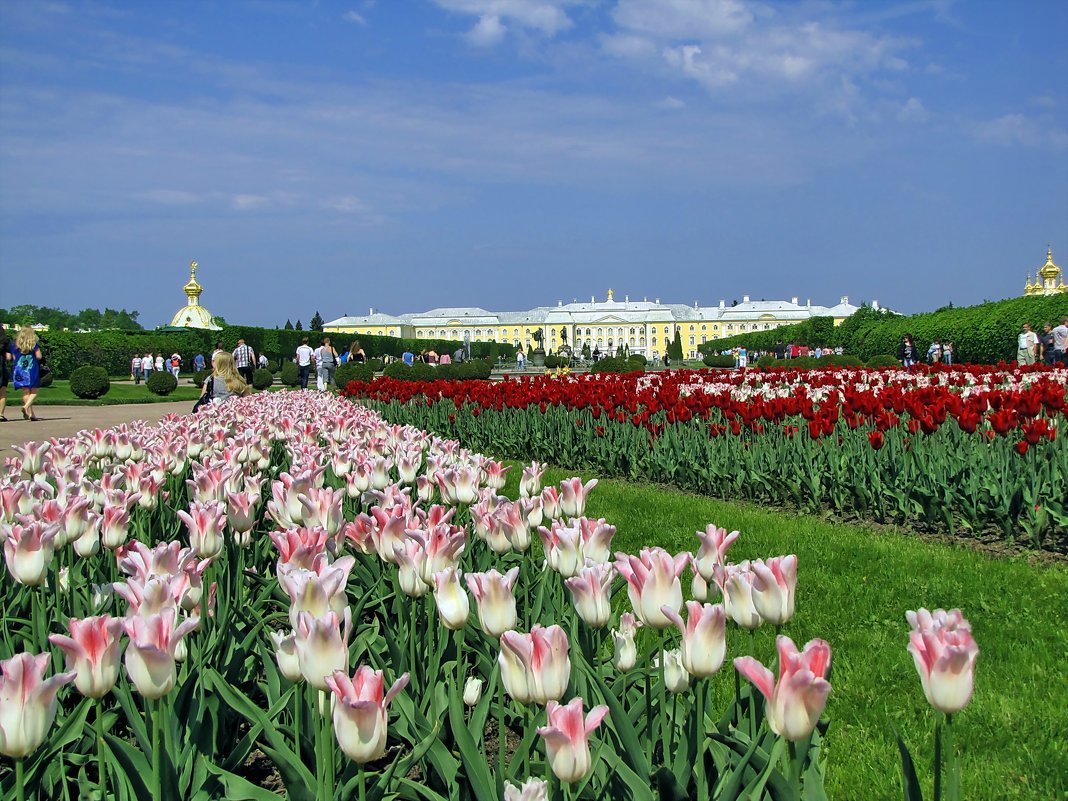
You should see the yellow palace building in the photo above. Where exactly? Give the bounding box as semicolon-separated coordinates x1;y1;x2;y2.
324;289;864;359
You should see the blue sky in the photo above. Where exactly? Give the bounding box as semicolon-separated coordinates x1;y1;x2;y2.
1;0;1066;327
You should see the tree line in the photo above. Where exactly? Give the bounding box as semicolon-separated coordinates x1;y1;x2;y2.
0;305;142;331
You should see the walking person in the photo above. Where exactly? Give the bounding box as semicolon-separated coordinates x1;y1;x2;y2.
316;337;339;390
8;326;44;421
141;352;153;378
1053;317;1068;366
131;354;143;384
943;341;954;365
193;352;206;373
211;341;225;368
154;353;164;374
1039;322;1057;366
295;338;315;390
0;324;10;422
232;338;256;385
898;334;919;367
1017;323;1038;365
169;352;182;378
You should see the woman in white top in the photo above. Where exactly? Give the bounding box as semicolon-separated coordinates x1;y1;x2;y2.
154;354;164;373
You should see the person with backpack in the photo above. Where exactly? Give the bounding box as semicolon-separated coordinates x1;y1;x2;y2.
170;353;182;378
8;326;44;421
0;324;10;422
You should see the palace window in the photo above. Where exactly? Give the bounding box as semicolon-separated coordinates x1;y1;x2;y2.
630;327;636;335
652;336;658;345
689;325;695;332
689;336;695;346
701;325;706;331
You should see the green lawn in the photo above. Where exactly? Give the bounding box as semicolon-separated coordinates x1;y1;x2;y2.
518;467;1067;801
32;379;202;406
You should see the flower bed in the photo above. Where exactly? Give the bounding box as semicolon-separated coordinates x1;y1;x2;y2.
342;365;1068;549
0;391;983;799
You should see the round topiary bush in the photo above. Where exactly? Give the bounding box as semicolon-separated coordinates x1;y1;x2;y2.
280;361;300;387
544;354;561;369
189;368;211;387
335;362;374;388
702;354;735;368
146;370;178;396
69;366;111;399
252;368;274;390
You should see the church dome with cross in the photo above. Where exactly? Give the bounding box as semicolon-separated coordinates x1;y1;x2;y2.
169;260;222;330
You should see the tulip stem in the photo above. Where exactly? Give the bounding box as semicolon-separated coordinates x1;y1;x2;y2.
644;663;653;756
409;595;419;692
96;699;107;800
787;738;803;797
933;716;942;801
659;630;670;763
358;767;367;801
151;699;162;801
15;758;25;801
293;684;303;760
944;713;959;801
496;668;506;793
696;678;708;801
321;690;335;800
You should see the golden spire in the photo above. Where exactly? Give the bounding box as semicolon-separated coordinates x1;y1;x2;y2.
183;259;203;305
607;288;614;302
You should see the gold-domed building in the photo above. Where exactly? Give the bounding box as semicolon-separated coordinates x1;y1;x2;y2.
1024;248;1067;296
169;260;222;330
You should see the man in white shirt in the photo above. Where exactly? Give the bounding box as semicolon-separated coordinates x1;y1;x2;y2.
295;338;315;390
1050;316;1068;366
140;353;153;376
1017;323;1038;365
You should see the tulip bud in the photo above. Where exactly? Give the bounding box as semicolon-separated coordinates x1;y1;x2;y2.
906;608;979;714
2;521;59;586
463;676;484;706
611;613;642;671
615;548;688;629
660;649;690;693
564;564;615;628
432;567;470;631
751;556;797;627
662;602;727;678
505;778;548;801
465;568;518;639
270;630;303;682
326;666;409;763
499;625;570;705
123;609;200;699
295;609;352;691
735;636;832;742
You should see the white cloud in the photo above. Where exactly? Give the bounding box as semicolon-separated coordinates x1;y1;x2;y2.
342;10;367;25
897;97;927;122
465;14;507;46
973;114;1068;150
134;189;202;205
656;96;686;109
613;0;754;39
432;0;578;38
231;194;272;211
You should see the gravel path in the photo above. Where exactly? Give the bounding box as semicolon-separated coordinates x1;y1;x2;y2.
0;401;192;453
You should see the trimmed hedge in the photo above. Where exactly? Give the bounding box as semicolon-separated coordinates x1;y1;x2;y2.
252;368;274;391
866;354;900;368
698;295;1068;364
380;360;492;381
703;354;736;368
35;325;518;380
590;357;642;375
146;371;178;396
69;366;110;399
190;368;211;387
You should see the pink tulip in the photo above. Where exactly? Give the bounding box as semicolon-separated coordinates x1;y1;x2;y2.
614;548;689;629
906;608;979;714
279;558;354;630
100;505;131;550
225;490;260;541
662;601;727;678
612;612;642;671
713;562;763;630
298;487;346;537
123;608;200;699
537;697;610;783
431;566;470;631
499;625;570;705
494;501;532;552
409;522;467;585
13;440;51;477
734;636;832;741
71;511;102;558
49;616;125;698
270;528;332;573
270;630;303;682
0;485;27;524
482;460;511;490
558;477;598;519
176;500;227;559
2;521;59;586
538;522;583;578
294;609;352;691
540;486;561;520
0;652;76;758
574;517;616;565
325;666;409;763
368;506;411;564
751;556;798;626
564;564;615;628
693;524;740;580
519;461;546;499
465;568;519;638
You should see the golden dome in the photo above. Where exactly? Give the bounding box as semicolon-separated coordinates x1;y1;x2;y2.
1024;247;1066;296
170;260;222;330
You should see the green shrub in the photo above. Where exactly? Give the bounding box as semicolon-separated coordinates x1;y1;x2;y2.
366;358;385;373
703;354;735;368
252;368;274;390
590;357;640;375
146;370;178;396
280;362;300;387
755;355;776;368
190;368;211;387
335;362;374;387
627;354;648;367
69;366;111;399
381;360;492;381
821;354;864;367
544;354;561;369
866;354;900;368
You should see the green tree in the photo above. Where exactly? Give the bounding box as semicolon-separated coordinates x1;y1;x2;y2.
284;319;294;330
310;311;324;331
295;320;303;331
669;328;684;361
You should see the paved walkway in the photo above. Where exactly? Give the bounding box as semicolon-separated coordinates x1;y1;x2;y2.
0;401;191;452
